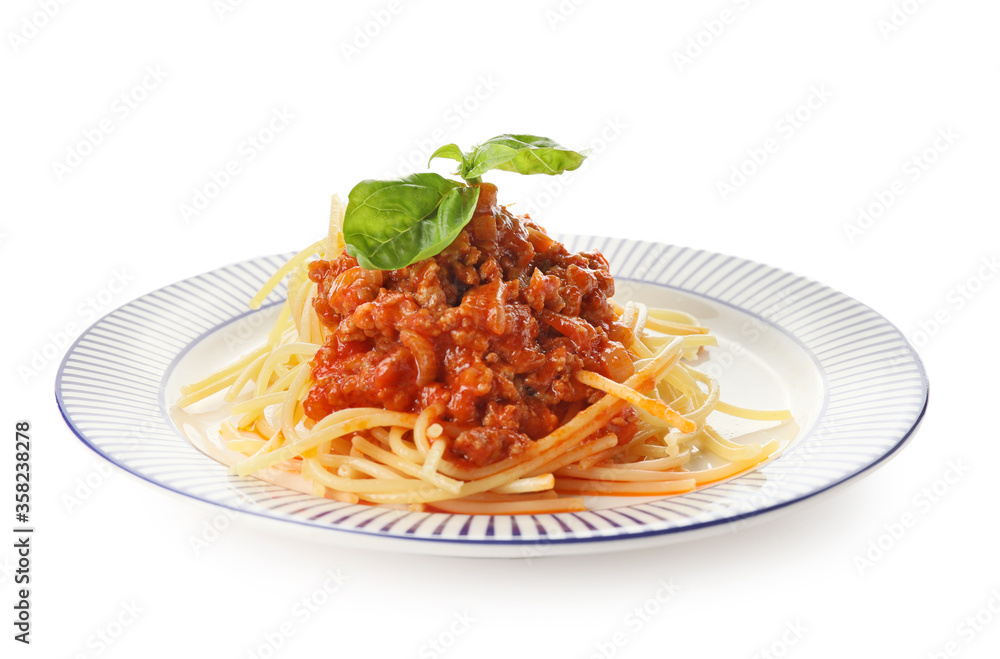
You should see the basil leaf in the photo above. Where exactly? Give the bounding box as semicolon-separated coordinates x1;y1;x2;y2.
343;173;480;270
431;135;588;181
428;143;465;170
479;134;588;176
463;143;519;179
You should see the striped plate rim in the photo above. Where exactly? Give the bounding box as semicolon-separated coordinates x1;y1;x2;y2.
55;236;928;556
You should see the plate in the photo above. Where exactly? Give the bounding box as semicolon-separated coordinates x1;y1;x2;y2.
55;236;928;557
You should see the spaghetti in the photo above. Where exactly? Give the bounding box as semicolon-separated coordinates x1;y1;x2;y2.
178;184;792;514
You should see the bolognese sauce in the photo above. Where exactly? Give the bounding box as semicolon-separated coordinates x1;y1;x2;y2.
303;183;639;468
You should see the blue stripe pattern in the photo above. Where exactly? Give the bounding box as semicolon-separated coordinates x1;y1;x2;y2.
55;239;928;556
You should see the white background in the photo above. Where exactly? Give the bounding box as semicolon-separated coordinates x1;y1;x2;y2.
2;0;998;657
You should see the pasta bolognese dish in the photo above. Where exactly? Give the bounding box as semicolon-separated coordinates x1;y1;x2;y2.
176;134;792;515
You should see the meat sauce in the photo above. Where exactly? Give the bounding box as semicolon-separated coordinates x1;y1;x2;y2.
303;183;639;468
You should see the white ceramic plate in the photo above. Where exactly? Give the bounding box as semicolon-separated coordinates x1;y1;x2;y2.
55;236;928;557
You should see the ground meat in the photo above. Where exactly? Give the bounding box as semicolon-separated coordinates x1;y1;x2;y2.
303;182;637;468
452;427;531;467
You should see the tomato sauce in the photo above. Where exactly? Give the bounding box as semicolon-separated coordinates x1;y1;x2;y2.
304;183;638;467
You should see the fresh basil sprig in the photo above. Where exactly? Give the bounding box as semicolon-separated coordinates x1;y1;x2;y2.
342;134;587;270
343;173;480;270
430;134;589;182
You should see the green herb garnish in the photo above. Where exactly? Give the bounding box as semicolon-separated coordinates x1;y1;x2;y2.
429;134;590;183
342;134;588;270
